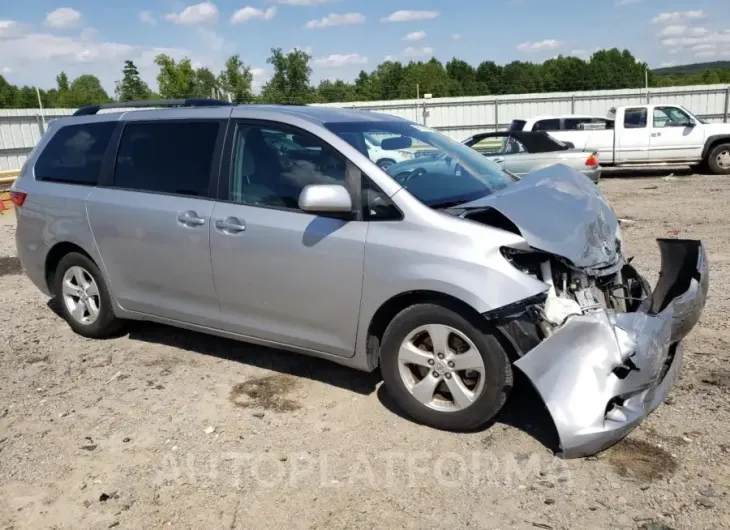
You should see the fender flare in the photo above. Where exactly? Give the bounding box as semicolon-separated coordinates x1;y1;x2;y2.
701;134;730;159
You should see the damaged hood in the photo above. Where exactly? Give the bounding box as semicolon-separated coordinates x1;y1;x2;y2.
453;164;620;268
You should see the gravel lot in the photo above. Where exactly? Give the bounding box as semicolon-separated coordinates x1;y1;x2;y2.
1;172;729;530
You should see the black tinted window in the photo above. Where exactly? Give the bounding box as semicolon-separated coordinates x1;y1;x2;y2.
362;176;401;221
114;121;219;197
624;109;647;129
508;120;526;131
35;122;115;185
533;119;561;131
230;124;347;210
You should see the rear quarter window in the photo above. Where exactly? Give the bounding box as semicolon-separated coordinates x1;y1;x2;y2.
508;120;526;131
34;122;116;185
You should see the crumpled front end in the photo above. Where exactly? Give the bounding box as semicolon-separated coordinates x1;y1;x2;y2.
511;239;708;458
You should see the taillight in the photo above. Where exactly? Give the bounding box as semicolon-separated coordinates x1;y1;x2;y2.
585;153;598;167
9;190;27;207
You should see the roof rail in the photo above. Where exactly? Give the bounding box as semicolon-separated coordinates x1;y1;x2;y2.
72;98;233;117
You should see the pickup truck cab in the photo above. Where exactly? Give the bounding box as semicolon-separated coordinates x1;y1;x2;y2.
511;105;730;174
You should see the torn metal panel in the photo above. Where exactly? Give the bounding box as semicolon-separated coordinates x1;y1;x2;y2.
456;164;620;268
514;240;708;459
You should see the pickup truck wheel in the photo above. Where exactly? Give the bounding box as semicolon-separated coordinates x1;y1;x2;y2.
707;143;730;175
380;303;513;431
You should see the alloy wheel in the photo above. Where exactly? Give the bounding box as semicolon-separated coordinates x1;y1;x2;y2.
61;266;101;325
397;324;486;412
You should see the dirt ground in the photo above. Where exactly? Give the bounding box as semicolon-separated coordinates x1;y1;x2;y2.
1;172;729;530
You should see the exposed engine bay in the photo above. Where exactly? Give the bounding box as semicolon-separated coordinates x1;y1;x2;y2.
499;247;651;339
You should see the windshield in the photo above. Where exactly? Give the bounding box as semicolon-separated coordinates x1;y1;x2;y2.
326;121;517;208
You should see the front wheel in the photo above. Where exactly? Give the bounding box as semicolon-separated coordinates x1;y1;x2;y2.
376;158;396;170
707;143;730;175
380;303;513;431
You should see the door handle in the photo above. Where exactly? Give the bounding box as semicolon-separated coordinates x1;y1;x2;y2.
651;132;662;137
177;210;206;227
215;217;246;234
492;157;504;164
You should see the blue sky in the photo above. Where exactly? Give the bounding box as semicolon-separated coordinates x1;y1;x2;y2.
1;0;728;94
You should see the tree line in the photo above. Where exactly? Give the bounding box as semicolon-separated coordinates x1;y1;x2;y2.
1;47;729;109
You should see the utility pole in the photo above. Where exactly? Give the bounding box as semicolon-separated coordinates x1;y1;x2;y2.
416;83;420;124
35;87;46;133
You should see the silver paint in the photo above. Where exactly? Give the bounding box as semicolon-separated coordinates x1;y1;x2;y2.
515;240;708;458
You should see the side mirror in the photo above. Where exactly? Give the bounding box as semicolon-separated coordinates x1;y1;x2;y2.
687;119;696;127
298;184;352;214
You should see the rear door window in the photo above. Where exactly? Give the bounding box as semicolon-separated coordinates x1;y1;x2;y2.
623;108;648;129
113;121;220;197
35;122;116;185
564;118;610;130
533;119;561;132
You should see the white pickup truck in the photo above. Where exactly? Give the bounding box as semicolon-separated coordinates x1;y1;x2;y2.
510;105;730;174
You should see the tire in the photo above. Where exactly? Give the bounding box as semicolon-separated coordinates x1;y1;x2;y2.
380;303;513;431
706;143;730;175
376;158;396;170
53;252;123;338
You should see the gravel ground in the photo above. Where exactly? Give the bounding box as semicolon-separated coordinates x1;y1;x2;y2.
1;173;729;530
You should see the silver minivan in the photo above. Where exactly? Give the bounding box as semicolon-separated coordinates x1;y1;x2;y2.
12;100;708;458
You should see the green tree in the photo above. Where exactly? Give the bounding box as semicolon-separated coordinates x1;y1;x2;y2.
55;71;71;107
218;55;254;103
0;75;19;108
446;58;480;96
194;67;219;98
155;54;197;99
316;79;357;103
115;60;151;102
66;75;110;107
260;47;314;104
475;61;504;94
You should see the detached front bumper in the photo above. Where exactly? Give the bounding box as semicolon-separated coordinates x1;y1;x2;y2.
514;239;709;459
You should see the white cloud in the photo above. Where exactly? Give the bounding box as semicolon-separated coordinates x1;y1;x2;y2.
291;45;313;54
45;7;83;29
305;13;365;29
231;6;277;24
692;43;716;53
659;28;730;51
517;39;563;52
659;25;686;37
139;11;157;26
165;2;219;25
452;33;462;41
659;61;677;67
2;66;12;75
403;31;426;41
313;53;368;68
403;46;434;57
381;10;440;23
651;10;706;25
0;20;24;39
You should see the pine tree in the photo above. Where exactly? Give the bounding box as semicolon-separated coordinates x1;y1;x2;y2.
115;60;151;102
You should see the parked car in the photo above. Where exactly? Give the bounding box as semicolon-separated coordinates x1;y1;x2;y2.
364;133;415;169
11;99;708;458
513;104;730;174
387;130;601;183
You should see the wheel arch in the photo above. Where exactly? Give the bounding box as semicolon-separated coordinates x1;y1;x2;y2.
701;135;730;160
44;241;96;294
364;290;486;369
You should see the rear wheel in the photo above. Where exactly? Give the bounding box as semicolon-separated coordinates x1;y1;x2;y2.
376;158;396;170
380;303;513;431
707;143;730;175
54;252;123;338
